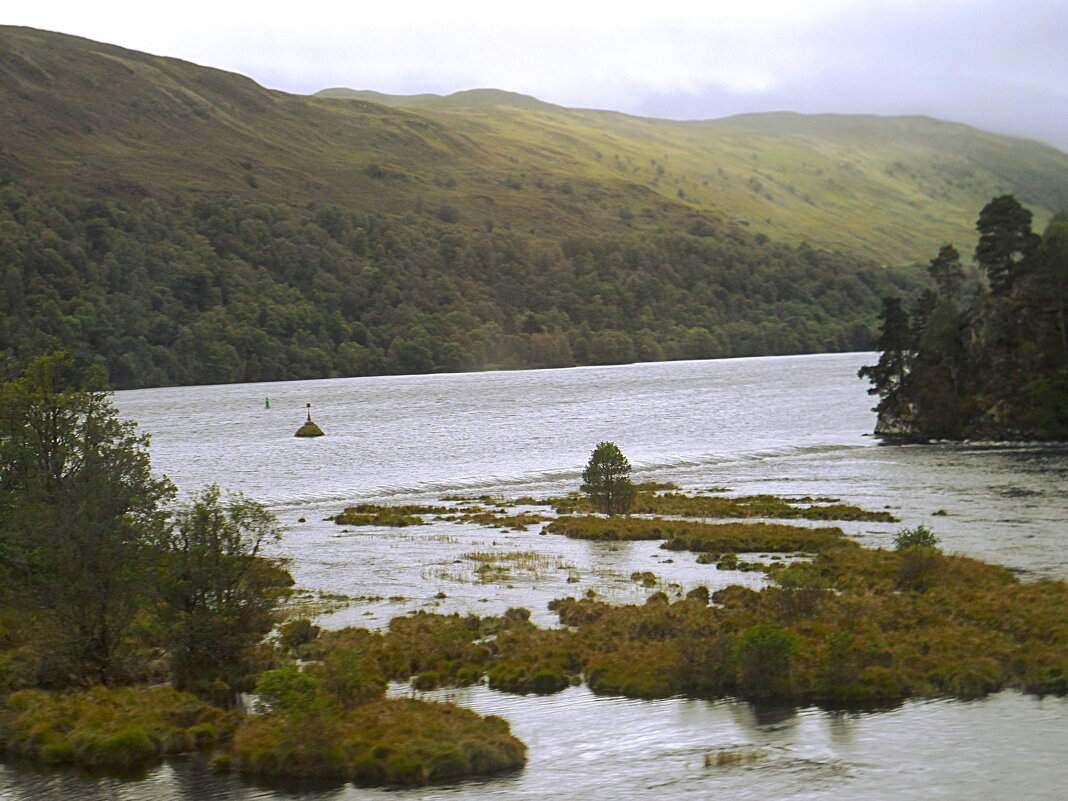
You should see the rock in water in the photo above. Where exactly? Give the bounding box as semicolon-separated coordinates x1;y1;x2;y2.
295;404;325;437
294;420;325;437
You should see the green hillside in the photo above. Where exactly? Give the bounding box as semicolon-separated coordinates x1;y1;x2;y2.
0;26;1066;389
3;25;1067;265
317;90;1068;264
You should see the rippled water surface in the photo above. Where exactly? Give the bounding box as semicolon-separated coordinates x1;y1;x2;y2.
3;353;1066;800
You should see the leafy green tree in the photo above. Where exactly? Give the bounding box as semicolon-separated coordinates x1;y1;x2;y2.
153;485;292;704
0;351;173;684
580;442;637;516
975;195;1041;295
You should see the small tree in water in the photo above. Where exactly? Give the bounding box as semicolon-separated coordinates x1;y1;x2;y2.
580;441;636;516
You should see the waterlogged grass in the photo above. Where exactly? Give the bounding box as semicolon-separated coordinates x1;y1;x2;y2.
422;550;578;586
549;491;897;521
546;516;851;555
544;545;1068;703
330;489;893;535
545;516;677;541
299;539;1068;707
706;747;770;767
332;504;449;527
231;697;525;784
287;589;354;618
437;509;553;531
0;686;227;774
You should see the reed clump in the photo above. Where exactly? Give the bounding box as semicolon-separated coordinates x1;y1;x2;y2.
662;522;851;556
705;747;770;767
444;510;552;530
282;533;1067;710
544;516;675;541
332;504;445;527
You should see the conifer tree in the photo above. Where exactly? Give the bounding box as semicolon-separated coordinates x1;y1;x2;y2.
580;442;637;516
976;195;1041;295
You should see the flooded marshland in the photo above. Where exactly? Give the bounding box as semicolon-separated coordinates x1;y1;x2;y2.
3;353;1065;799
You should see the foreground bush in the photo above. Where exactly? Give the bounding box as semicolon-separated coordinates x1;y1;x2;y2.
0;686;226;774
231;697;525;784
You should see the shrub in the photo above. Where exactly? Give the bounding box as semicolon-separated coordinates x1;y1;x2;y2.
894;525;940;551
736;625;799;699
254;665;322;715
279;619;321;652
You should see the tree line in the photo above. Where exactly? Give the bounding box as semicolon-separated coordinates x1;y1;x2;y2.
860;196;1068;439
0;173;921;389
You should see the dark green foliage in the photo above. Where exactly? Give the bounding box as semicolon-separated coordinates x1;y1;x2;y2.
278;619;321;653
857;296;915;418
254;666;323;716
153;485;293;705
737;625;799;698
580;442;636;516
928;244;965;301
0;351;174;684
860;197;1068;440
894;525;940;551
0;177;919;389
976;195;1041;295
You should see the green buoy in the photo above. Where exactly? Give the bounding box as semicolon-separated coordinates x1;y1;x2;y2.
295;403;325;437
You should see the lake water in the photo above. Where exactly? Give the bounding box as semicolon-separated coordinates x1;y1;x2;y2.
2;352;1066;800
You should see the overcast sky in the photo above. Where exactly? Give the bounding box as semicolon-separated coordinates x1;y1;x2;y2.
9;0;1068;151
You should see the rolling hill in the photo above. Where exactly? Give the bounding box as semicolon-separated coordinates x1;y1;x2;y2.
1;26;1066;388
3;25;1067;265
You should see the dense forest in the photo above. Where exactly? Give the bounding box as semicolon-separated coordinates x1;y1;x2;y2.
860;196;1068;440
0;173;919;389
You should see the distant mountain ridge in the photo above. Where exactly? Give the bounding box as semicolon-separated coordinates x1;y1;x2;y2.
3;25;1068;266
